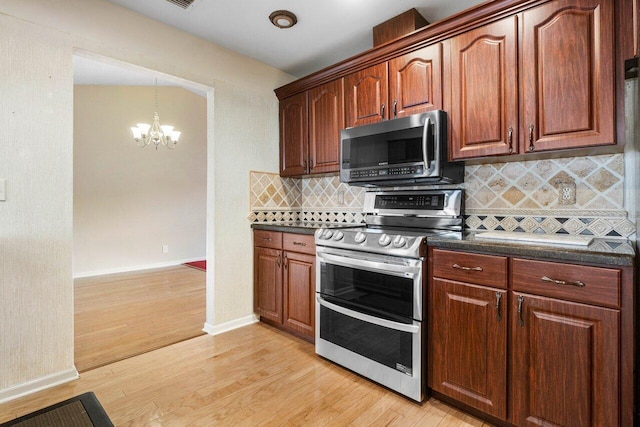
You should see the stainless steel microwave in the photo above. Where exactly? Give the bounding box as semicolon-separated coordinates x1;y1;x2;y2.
340;111;463;186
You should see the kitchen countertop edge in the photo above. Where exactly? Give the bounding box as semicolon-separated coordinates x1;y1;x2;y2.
427;234;635;267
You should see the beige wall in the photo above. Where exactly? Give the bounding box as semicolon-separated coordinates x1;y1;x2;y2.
0;0;293;401
74;86;207;276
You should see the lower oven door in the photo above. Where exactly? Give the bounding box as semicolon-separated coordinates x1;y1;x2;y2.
316;296;424;401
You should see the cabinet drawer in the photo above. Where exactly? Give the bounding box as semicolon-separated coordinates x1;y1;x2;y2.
283;233;315;255
511;258;621;308
254;230;282;249
432;249;508;288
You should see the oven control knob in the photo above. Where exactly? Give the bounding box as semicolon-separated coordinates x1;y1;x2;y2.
315;229;324;239
392;235;407;248
378;234;392;247
354;231;367;244
322;230;334;239
332;231;344;241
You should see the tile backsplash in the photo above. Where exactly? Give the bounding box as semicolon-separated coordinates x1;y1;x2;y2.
249;153;634;239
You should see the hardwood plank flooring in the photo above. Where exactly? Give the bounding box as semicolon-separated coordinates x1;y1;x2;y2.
74;265;206;372
0;323;492;426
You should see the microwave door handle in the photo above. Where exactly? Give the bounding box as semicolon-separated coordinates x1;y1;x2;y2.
422;117;433;170
317;296;420;334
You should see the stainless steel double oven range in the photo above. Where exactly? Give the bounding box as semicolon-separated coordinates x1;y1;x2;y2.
314;189;464;402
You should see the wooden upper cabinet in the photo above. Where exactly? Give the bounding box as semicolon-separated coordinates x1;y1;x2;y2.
521;0;615;152
345;62;389;127
388;44;443;118
279;92;308;176
308;79;344;174
449;16;519;160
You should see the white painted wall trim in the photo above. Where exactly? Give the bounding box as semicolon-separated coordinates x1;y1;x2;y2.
0;368;79;405
73;257;206;279
202;314;258;336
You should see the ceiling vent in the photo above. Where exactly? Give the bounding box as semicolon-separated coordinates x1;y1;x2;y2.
165;0;196;9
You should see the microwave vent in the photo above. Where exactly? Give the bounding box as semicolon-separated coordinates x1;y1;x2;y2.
165;0;196;9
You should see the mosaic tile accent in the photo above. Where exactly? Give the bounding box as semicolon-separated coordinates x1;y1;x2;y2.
465;214;635;238
465;154;624;211
249;171;301;211
302;175;365;211
249;152;634;239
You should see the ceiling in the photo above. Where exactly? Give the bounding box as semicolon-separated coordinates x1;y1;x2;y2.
75;0;484;87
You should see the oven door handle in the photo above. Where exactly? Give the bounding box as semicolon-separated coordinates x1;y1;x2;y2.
317;296;420;334
317;252;421;278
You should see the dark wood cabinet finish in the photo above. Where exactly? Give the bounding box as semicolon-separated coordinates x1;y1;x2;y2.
510;293;620;426
520;0;615;153
429;278;507;419
254;230;316;341
448;17;519;160
283;251;315;338
253;246;282;323
308;80;343;174
429;247;635;426
388;44;443;118
279;93;308;176
431;248;508;288
345;63;389;127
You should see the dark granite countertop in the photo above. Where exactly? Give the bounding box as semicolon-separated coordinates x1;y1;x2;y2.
251;222;363;235
427;232;635;267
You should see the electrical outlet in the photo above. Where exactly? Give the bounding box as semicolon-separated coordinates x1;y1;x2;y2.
162;245;169;254
558;182;576;205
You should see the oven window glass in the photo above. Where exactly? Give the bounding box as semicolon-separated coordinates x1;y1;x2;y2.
320;305;413;374
320;263;414;319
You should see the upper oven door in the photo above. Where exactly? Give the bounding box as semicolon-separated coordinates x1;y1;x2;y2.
340;111;445;185
316;246;423;322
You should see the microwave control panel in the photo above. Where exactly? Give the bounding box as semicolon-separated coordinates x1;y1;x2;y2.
350;166;424;179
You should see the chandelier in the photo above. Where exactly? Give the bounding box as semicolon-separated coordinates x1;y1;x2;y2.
131;79;181;149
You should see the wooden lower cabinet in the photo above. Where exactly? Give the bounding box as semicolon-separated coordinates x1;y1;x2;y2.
429;278;507;419
282;251;315;337
254;230;316;341
510;293;620;426
428;247;633;426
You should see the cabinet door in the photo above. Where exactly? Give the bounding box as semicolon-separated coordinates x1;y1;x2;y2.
279;92;308;176
520;0;615;152
388;44;442;118
511;293;620;426
345;63;389;127
283;251;315;339
429;278;507;420
308;79;343;174
253;247;283;323
448;16;518;160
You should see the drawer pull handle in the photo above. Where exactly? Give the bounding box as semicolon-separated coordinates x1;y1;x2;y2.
517;295;525;327
262;237;272;242
452;263;483;272
293;242;307;246
541;276;585;287
495;292;502;322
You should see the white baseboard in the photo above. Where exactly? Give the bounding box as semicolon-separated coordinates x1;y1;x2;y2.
203;314;258;336
73;257;206;279
0;368;79;404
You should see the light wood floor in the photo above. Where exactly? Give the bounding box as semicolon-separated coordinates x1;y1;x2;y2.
0;323;492;426
74;265;206;372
